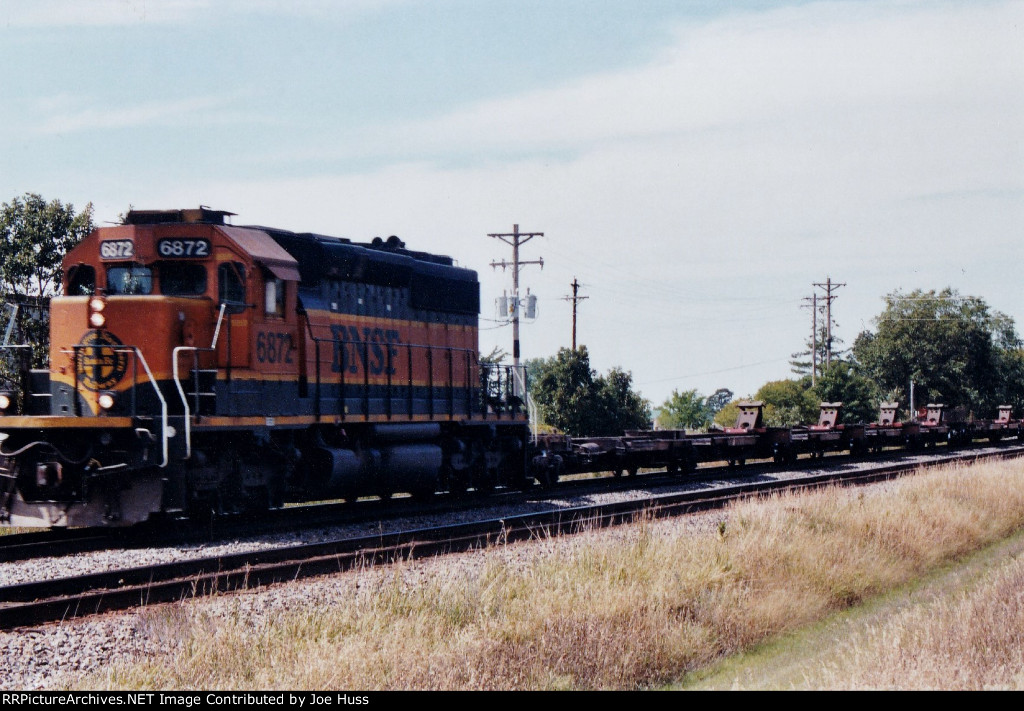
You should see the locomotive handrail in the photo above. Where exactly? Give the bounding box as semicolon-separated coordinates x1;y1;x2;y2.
0;345;31;414
305;330;481;422
129;347;169;468
173;303;227;458
510;365;537;441
60;344;169;467
2;303;18;346
172;303;227;459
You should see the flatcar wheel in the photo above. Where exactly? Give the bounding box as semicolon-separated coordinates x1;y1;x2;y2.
666;460;679;475
612;469;623;477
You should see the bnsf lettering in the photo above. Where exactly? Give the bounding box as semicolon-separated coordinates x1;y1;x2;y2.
330;326;401;375
256;331;295;364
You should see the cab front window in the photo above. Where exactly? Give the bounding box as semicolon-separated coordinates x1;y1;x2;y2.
160;263;207;296
106;265;153;295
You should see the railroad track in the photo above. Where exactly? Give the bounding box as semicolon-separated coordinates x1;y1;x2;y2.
2;444;1021;631
0;440;984;563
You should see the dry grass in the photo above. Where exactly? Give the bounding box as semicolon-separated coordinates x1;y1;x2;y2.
796;548;1024;689
84;458;1024;690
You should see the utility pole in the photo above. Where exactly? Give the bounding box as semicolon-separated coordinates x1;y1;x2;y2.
562;277;589;350
488;224;544;372
801;294;819;386
813;277;845;370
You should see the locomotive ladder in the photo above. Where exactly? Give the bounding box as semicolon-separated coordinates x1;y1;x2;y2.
173;304;227;459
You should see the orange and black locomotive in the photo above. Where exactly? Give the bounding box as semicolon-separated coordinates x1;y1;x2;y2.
0;208;529;526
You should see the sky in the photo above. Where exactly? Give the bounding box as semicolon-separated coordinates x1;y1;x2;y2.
1;0;1022;408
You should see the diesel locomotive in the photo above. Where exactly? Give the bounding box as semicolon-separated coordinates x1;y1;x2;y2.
0;208;529;527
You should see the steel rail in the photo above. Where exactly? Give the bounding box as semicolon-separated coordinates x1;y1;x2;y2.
2;442;1020;564
1;445;1021;630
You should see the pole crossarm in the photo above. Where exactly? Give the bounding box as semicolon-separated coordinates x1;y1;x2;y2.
488;224;545;372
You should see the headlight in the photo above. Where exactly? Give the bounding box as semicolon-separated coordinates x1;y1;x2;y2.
0;393;10;411
88;295;107;329
98;392;115;410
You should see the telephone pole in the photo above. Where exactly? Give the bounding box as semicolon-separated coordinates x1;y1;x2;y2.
813;277;845;369
801;294;819;386
488;224;544;371
562;277;589;350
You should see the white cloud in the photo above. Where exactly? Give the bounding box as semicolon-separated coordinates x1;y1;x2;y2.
83;0;1024;402
363;1;1023;161
27;95;240;135
0;0;409;28
0;0;203;27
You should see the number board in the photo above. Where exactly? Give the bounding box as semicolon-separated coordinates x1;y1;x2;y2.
156;238;211;258
99;240;135;260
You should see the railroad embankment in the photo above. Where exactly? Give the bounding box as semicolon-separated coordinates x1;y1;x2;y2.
85;458;1024;690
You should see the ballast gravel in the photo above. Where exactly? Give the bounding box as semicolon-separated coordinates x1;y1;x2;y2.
0;452;979;689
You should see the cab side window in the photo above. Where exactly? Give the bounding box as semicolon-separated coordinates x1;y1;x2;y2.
264;276;285;318
66;265;96;295
218;262;246;306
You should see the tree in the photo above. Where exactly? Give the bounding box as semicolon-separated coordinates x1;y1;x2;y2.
656;389;710;430
706;387;734;415
596;367;651;434
529;347;650;436
852;288;1024;417
810;359;878;424
791;310;847;380
0;194;93;378
656;387;733;430
755;379;819;427
713;399;742;428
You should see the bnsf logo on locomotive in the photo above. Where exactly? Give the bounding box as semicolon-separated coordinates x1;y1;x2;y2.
330;325;401;376
76;330;130;391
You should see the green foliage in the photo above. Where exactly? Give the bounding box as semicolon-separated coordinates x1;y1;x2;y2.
790;321;846;379
0;194;93;297
479;346;508;365
706;387;734;415
0;193;93;378
656;389;709;430
713;399;742;428
852;288;1024;416
811;360;879;424
755;379;819;427
529;347;651;436
657;387;734;431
